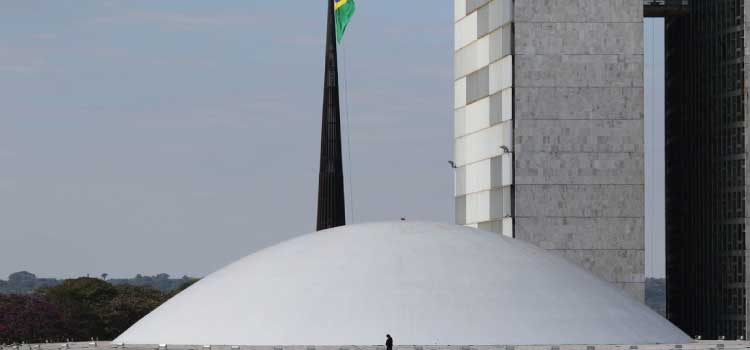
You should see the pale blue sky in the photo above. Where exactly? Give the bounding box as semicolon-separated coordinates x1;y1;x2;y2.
0;3;666;278
644;18;666;278
0;1;453;278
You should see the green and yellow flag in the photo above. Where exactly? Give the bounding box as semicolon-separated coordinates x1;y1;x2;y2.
334;0;356;43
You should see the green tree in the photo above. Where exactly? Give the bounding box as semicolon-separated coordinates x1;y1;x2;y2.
100;285;165;339
0;294;70;344
6;271;38;294
41;278;117;340
166;278;200;299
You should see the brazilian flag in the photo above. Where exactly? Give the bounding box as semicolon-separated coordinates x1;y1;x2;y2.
335;0;356;43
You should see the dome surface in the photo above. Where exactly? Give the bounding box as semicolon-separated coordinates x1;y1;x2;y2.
115;222;690;346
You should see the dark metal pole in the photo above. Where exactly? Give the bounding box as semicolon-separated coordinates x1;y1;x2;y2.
316;0;346;231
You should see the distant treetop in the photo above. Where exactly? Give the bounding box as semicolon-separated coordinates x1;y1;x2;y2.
0;271;198;295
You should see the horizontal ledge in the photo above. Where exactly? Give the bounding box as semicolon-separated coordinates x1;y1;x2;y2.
515;85;645;89
515;53;644;57
514;216;644;219
516;184;646;186
455;187;514;196
515;184;644;187
515;117;643;120
513;151;644;154
514;21;644;24
540;248;645;251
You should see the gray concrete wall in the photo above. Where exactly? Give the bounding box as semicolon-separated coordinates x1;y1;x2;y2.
512;0;645;300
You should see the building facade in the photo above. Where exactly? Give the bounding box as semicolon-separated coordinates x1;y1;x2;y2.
664;0;749;339
454;0;646;300
454;0;514;237
453;0;750;338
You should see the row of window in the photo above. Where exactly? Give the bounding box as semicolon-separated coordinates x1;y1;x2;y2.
454;0;512;50
717;190;744;219
705;223;745;252
718;159;745;188
691;0;744;28
664;0;747;339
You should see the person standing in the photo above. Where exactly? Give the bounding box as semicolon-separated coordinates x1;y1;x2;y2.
386;334;393;350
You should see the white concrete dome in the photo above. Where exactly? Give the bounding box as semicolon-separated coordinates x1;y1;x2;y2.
115;222;690;346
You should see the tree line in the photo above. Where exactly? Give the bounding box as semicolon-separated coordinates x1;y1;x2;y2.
0;271;196;295
0;276;198;344
0;272;666;344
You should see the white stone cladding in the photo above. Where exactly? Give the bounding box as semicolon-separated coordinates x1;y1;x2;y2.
454;0;514;237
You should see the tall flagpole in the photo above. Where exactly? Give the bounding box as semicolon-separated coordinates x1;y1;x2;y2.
316;0;346;231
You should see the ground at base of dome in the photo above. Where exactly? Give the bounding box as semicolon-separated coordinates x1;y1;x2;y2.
7;341;748;350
